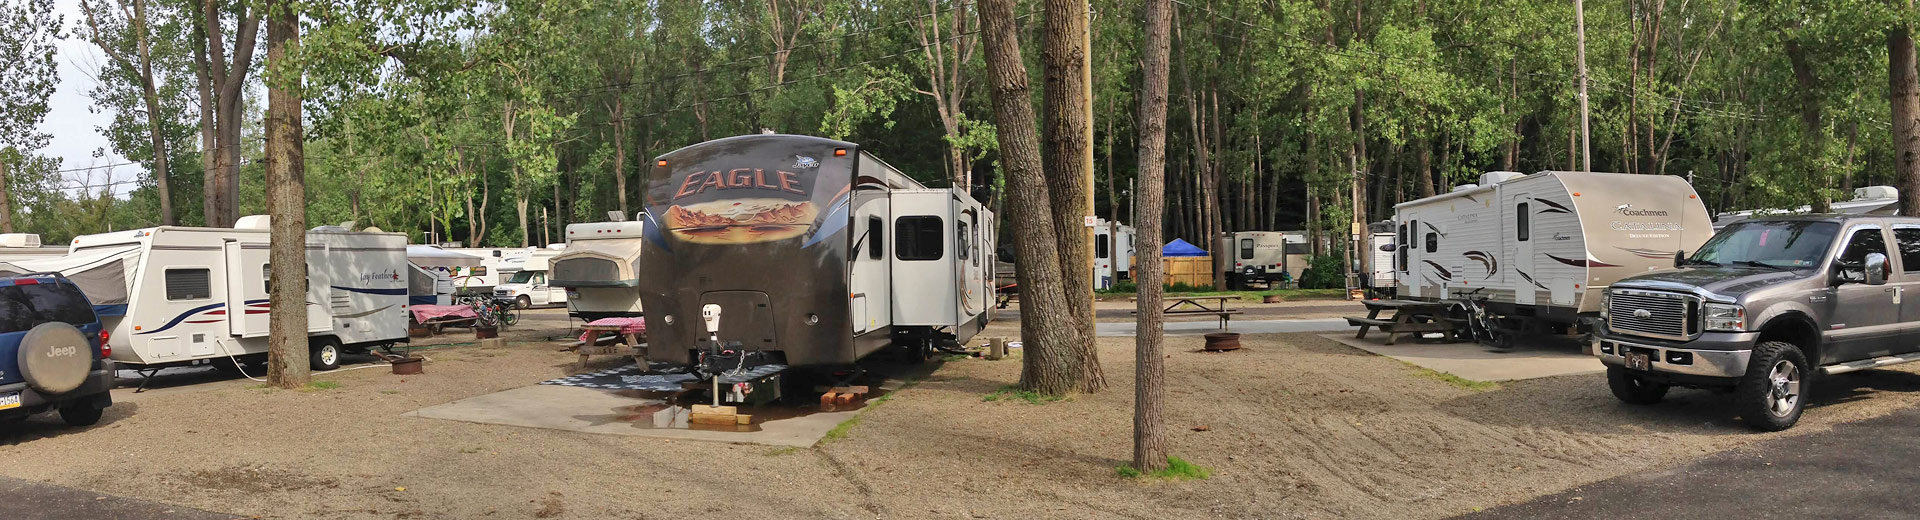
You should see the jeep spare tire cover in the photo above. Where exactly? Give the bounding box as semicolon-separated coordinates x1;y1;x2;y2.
18;322;92;395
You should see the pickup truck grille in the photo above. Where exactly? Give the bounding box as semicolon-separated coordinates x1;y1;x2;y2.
1608;289;1696;341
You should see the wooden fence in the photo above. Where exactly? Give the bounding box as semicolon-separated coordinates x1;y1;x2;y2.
1165;256;1213;288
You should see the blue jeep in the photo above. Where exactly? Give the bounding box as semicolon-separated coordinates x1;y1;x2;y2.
0;274;114;426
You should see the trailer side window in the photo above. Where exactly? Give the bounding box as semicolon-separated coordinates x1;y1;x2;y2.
1397;223;1408;272
868;216;885;260
166;268;212;301
895;216;944;261
1516;203;1531;242
1096;234;1109;259
957;221;972;262
1425;232;1437;253
1240;239;1254;259
1894;227;1920;273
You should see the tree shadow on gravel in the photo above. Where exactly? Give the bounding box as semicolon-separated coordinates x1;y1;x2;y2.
1439;369;1920;435
0;402;140;446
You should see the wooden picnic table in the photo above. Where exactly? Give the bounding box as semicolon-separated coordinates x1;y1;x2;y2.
571;322;647;367
1346;299;1459;345
1133;296;1244;329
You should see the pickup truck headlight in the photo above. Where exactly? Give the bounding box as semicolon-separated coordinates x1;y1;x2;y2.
1599;292;1609;319
1703;302;1745;331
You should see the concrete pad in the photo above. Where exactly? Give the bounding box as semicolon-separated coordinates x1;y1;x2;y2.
405;384;868;447
1320;333;1605;382
1096;318;1350;337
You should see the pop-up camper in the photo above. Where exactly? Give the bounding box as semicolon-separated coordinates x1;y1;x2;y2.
1391;171;1713;328
406;245;482;305
0;216;410;372
639;134;994;388
552;221;646;321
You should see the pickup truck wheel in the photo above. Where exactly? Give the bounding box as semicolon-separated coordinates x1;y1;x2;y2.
1737;341;1808;432
1607;366;1669;404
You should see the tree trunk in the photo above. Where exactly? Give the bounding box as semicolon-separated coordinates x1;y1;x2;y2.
1894;15;1920;216
0;160;12;233
200;2;260;228
610;99;629;215
1785;37;1831;212
981;0;1093;396
1132;0;1173;473
264;0;309;388
1040;0;1102;391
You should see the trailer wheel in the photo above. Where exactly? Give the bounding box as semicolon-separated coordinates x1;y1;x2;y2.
310;340;342;371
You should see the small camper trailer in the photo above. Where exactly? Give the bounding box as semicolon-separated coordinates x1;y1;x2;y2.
442;247;530;294
1391;171;1713;327
406;245;482;305
638;134;994;386
552;221;646;321
1223;231;1290;289
1092;219;1135;289
0;216;410;372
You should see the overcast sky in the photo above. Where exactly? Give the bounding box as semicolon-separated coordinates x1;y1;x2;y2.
39;1;137;198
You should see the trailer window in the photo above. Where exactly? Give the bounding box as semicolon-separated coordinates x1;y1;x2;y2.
1397;223;1409;272
1240;239;1254;259
1096;234;1110;259
166;268;212;300
895;216;944;261
1425;233;1437;253
957;221;972;262
1516;203;1531;242
868;216;885;260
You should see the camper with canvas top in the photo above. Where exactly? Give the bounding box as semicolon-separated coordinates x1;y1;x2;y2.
0;216;410;374
1388;171;1713;337
552;220;646;321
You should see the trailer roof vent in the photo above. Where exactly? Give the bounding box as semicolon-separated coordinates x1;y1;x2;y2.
234;215;271;230
1451;184;1480;192
1480;171;1525;185
1854;185;1899;201
0;233;42;248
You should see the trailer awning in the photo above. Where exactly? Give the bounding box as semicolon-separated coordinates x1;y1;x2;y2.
0;245;138;315
550;238;644;288
406;245;484;269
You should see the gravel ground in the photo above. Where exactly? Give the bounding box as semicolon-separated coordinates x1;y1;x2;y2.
4;311;1920;519
999;299;1366;323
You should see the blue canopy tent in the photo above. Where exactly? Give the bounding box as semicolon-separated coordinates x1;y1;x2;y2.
1162;238;1208;257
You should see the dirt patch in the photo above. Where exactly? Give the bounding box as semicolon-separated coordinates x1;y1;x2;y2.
5;309;1920;519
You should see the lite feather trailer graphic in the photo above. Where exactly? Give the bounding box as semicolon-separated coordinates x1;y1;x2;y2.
0;216;410;373
637;134;995;402
1389;171;1712;331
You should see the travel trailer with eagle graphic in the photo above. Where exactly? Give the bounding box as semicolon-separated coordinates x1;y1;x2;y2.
1390;171;1713;329
638;134;995;376
0;216;410;373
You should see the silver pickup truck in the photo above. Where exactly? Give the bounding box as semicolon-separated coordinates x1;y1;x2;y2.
1595;215;1920;431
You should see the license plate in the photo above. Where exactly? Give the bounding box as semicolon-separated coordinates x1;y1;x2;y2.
1625;351;1652;371
0;391;19;411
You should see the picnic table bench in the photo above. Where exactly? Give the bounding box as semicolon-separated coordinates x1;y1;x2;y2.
1347;299;1458;345
1132;296;1243;329
568;317;647;367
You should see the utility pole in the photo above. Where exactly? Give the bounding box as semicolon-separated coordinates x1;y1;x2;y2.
1083;2;1096;302
1574;0;1592;172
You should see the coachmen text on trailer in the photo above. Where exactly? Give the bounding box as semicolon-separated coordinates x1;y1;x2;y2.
1390;171;1713;332
635;134;994;403
0;216;410;374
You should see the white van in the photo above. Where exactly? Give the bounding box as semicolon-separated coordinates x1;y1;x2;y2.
492;246;566;308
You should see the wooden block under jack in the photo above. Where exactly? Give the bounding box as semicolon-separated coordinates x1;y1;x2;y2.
735;414;753;425
689;413;737;425
691;404;737;415
988;337;1007;360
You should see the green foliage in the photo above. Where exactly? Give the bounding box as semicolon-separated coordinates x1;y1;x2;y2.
1117;456;1212;481
1300;255;1347;290
983;385;1066;404
300;381;344;392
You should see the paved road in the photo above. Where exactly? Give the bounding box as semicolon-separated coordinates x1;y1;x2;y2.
0;476;236;519
1094;318;1350;336
997;302;1362;322
1463;404;1920;519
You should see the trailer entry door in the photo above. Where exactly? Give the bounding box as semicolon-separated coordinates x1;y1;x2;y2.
224;242;271;338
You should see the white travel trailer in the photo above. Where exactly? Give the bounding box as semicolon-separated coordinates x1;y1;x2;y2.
1392;171;1714;327
639;134;995;382
0;216;409;372
1092;219;1134;289
551;221;646;321
492;246;567;308
442;247;530;294
0;233;66;262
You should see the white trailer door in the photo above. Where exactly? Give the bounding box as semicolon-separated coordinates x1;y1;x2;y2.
1510;192;1538;306
849;196;891;335
890;191;956;326
223;242;270;338
956;204;986;326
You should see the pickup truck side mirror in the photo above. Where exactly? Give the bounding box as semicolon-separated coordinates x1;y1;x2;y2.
1867;252;1890;286
1673;250;1687;268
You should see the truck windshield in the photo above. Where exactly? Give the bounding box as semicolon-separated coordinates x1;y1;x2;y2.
507;271;538;284
1691;221;1838;269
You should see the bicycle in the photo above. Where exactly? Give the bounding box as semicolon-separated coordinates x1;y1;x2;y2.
1454;288;1510;348
467;297;517;329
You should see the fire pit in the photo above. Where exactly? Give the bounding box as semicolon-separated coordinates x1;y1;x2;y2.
1203;332;1242;352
